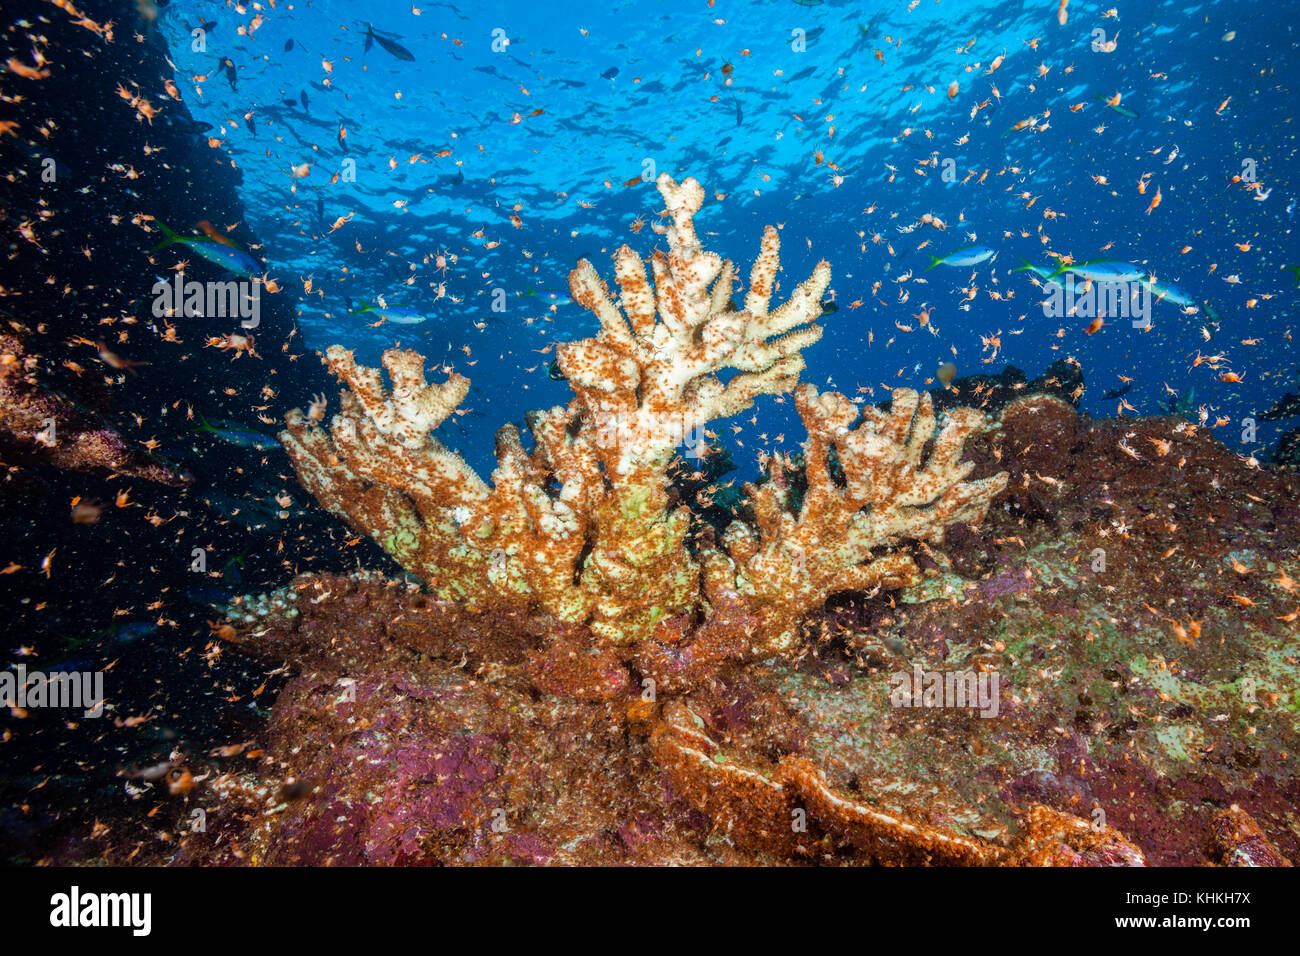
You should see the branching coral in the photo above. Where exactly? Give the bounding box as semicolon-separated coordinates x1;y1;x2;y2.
701;384;1008;653
282;173;1004;664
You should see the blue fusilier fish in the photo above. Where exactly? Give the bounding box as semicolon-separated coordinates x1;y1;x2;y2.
109;621;159;643
194;413;281;450
927;245;997;270
1045;259;1149;283
1012;256;1064;288
1145;278;1197;308
351;298;429;325
1095;95;1139;119
1168;386;1197;418
148;222;260;277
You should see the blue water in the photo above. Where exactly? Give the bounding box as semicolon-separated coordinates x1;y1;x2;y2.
158;0;1299;479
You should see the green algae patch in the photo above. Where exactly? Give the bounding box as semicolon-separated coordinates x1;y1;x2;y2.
900;571;969;604
379;515;422;565
1152;723;1202;764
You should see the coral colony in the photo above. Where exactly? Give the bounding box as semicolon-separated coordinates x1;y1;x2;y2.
282;175;1008;655
206;175;1168;865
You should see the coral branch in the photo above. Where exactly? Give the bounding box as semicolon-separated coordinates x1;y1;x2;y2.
701;384;1008;653
651;700;1145;866
557;173;830;478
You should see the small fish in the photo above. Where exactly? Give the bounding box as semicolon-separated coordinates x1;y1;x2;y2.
517;285;563;300
1012;256;1063;286
195;220;238;248
300;90;310;113
163;116;213;135
927;245;996;270
1283;265;1300;287
1101;382;1133;400
362;22;415;61
194;414;281;450
6;138;75;180
186;586;234;607
1096;95;1139;118
819;300;839;316
600;67;619;80
121;757;181;783
1167;386;1197;417
219;56;237;91
111;620;160;644
1145;279;1196;308
148;222;259;276
1045;259;1147;283
547;358;566;381
351;298;429;325
77;620;159;650
284;38;295;52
